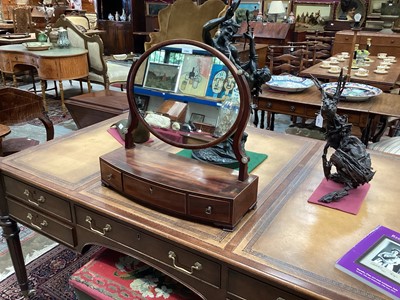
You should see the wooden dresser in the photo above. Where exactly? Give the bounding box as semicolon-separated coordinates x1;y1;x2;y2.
332;30;400;56
0;114;399;299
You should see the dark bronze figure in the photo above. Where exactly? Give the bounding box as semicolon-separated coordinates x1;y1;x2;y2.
313;71;375;203
192;0;270;166
202;0;271;97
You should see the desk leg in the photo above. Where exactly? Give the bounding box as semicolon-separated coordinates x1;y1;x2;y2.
59;80;67;116
0;216;34;297
41;80;48;112
87;79;91;93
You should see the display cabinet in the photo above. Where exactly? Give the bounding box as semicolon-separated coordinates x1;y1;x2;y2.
96;0;145;54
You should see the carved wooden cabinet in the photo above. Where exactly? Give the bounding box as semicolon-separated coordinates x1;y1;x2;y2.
97;20;134;54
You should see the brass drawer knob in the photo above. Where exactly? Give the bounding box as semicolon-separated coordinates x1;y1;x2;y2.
85;216;112;236
205;206;212;215
168;251;202;275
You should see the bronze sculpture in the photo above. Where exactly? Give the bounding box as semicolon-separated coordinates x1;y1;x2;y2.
192;0;271;166
313;71;375;203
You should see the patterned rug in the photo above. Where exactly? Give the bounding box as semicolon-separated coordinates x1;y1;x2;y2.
0;244;101;300
26;97;72;126
0;225;58;282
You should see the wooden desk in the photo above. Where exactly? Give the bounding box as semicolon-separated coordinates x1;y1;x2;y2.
257;85;400;144
257;85;373;142
299;56;400;92
1;114;399;300
0;44;89;113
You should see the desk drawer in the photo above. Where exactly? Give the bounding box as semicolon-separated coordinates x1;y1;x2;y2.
100;161;122;191
258;99;305;115
227;269;305;300
11;54;38;67
188;194;230;223
123;174;187;214
4;176;72;221
75;206;221;287
8;199;75;247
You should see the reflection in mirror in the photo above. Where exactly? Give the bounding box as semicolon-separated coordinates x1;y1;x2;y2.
131;43;241;147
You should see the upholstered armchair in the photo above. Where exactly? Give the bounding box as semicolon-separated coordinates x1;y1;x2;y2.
144;0;227;51
54;15;130;90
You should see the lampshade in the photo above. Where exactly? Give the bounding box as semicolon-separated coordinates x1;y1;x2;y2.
268;1;286;15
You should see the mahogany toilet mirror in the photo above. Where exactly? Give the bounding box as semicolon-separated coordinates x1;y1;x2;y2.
100;39;258;229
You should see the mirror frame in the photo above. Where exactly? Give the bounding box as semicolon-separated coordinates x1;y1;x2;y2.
125;39;252;152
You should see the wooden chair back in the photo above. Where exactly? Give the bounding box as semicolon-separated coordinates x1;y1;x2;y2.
54;14;109;87
287;41;318;68
267;45;308;76
305;34;335;64
13;6;33;33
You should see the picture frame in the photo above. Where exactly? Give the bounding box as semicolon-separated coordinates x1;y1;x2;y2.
190;113;205;123
235;2;260;24
143;62;181;93
177;54;213;97
146;2;169;16
368;0;386;15
335;0;366;23
205;64;237;101
293;1;334;32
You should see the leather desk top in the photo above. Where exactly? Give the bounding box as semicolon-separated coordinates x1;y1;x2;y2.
1;114;399;299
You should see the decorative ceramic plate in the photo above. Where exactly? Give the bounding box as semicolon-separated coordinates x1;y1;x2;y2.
2;33;30;39
22;42;52;51
321;82;382;102
265;75;314;92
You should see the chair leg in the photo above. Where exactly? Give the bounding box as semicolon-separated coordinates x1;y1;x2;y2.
252;108;259;127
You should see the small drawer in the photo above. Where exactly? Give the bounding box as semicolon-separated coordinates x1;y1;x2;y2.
100;161;122;191
188;194;231;223
8;199;75;247
4;176;72;221
75;206;221;287
258;100;305;115
228;269;305;300
75;206;143;250
139;232;221;287
123;174;187;214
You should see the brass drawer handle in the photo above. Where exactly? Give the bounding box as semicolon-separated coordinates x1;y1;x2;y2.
168;251;202;275
85;216;112;236
289;105;296;112
24;189;46;206
205;206;212;215
106;173;113;181
27;213;48;231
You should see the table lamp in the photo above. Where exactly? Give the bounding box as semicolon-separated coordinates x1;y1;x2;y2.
268;1;286;22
